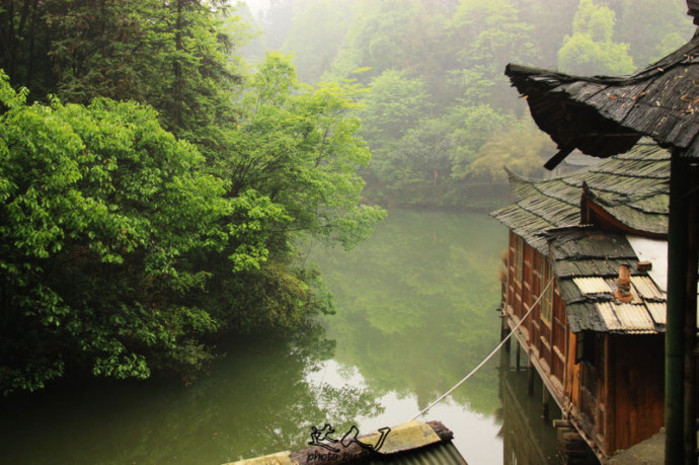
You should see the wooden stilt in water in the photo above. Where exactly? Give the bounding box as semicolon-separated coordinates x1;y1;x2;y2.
501;314;511;352
542;387;550;421
554;420;596;465
528;361;535;396
515;340;521;372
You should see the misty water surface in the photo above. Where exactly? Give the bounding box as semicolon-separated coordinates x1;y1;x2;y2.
0;209;561;465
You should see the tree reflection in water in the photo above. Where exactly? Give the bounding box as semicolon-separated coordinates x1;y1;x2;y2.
0;322;382;465
312;209;506;418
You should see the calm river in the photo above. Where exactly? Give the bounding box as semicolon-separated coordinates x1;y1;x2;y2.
0;209;561;465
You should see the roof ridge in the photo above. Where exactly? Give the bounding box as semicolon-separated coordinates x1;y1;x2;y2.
589;168;668;180
589;186;669;204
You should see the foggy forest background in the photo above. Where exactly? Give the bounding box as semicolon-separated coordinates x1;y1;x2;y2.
242;0;694;208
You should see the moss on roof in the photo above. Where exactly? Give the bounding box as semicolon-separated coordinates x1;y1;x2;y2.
491;143;670;254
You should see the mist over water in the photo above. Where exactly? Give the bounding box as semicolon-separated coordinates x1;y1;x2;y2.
0;210;562;465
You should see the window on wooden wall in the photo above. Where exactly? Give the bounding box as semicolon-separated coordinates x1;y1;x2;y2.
541;257;554;324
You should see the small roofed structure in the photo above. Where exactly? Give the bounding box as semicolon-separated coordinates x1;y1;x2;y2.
492;143;673;462
496;142;670;251
223;421;467;465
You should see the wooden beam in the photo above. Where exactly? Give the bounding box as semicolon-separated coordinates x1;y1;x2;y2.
683;161;698;465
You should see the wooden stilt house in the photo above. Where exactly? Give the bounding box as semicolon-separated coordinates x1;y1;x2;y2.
498;5;699;462
492;143;672;461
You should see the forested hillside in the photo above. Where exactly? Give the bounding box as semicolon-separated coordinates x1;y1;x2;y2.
248;0;694;208
0;0;384;394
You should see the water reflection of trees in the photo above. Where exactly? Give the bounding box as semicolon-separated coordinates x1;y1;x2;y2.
313;209;506;417
0;324;382;465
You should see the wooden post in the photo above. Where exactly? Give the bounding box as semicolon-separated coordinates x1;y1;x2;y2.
666;153;691;465
542;387;550;421
501;314;511;352
528;360;535;396
516;340;521;371
683;162;698;465
555;420;594;465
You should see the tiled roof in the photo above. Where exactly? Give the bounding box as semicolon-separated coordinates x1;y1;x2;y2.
547;228;666;334
491;143;672;334
491;143;670;254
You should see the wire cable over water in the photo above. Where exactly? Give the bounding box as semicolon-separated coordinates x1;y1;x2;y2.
409;278;555;421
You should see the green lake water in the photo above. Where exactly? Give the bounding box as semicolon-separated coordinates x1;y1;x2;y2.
0;209;561;465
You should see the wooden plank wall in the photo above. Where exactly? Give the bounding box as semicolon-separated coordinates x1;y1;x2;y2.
506;232;567;399
506;234;669;457
608;334;664;453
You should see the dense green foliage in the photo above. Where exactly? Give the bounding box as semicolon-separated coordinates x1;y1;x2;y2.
0;0;383;394
558;0;635;75
248;0;694;207
0;76;228;391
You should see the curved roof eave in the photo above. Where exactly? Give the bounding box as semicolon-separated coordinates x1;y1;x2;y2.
505;31;699;167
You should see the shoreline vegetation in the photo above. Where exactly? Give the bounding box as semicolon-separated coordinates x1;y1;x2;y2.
0;0;385;395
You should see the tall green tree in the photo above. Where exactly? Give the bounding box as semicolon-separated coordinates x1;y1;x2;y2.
0;0;56;98
1;0;247;155
329;0;419;83
448;104;514;180
327;0;454;90
557;0;635;75
191;53;386;331
466;117;554;182
0;72;233;393
48;0;246;147
449;0;540;108
355;69;430;185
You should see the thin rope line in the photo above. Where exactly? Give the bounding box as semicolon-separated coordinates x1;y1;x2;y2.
409;278;555;421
